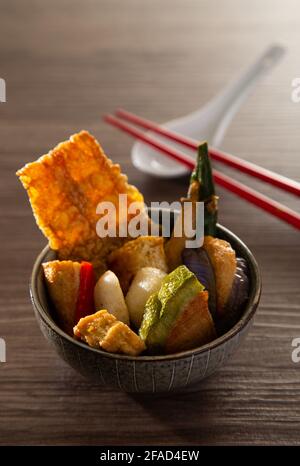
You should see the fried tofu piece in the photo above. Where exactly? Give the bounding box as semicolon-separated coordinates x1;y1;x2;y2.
74;310;146;356
203;236;236;312
107;236;168;293
17;131;144;275
165;291;216;354
43;260;81;334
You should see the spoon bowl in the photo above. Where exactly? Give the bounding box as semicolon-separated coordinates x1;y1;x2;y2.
132;44;285;178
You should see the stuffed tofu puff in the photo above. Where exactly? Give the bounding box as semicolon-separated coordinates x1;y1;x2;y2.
43;260;82;334
139;265;216;354
43;260;95;335
203;236;236;313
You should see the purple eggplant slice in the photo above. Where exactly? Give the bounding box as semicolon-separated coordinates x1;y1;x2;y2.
216;258;249;334
182;248;217;318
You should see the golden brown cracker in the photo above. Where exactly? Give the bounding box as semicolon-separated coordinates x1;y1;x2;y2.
17;131;144;273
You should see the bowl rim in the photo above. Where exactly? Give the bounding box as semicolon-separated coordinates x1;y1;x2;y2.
30;220;261;362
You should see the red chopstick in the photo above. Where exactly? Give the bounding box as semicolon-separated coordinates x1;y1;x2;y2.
116;108;300;198
104;113;300;230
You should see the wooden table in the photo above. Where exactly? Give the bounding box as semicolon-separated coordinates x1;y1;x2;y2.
0;0;299;446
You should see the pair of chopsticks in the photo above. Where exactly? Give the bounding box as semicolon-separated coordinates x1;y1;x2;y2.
104;109;300;230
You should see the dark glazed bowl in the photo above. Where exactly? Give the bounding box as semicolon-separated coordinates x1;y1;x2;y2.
30;208;261;393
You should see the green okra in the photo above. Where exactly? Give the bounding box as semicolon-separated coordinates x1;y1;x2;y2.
189;141;218;236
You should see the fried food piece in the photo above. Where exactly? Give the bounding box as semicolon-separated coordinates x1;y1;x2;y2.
217;257;249;334
165;290;216;353
165;182;199;272
107;236;168;293
43;260;81;334
74;310;146;356
140;265;216;354
203;236;236;313
17;131;144;275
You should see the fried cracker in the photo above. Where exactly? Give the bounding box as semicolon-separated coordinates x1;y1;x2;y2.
17;131;144;274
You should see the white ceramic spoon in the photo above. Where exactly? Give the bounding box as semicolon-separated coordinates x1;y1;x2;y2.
131;44;285;178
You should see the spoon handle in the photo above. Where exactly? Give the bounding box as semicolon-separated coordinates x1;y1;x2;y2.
209;44;285;146
166;44;285;147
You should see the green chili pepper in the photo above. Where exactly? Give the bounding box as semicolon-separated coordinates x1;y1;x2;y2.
189;142;218;236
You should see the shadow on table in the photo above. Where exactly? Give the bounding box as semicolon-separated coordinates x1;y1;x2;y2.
127;374;219;443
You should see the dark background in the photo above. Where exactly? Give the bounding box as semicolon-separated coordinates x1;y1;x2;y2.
0;0;299;445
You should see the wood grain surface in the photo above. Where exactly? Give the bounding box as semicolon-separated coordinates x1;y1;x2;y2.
0;0;300;445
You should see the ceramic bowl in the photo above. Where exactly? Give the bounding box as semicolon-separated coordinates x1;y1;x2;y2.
30;208;261;393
